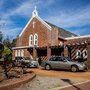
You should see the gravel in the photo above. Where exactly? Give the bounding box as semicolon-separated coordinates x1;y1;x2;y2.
14;75;85;90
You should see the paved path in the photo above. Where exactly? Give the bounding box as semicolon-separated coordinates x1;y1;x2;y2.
30;68;90;80
14;68;90;90
60;81;90;90
14;75;88;90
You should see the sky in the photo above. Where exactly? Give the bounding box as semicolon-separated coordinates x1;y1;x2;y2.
0;0;90;39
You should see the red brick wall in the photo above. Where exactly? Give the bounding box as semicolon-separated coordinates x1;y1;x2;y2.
14;17;60;58
51;27;58;46
16;18;53;47
16;17;61;48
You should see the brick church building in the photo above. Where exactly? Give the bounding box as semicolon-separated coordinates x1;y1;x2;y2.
13;7;90;67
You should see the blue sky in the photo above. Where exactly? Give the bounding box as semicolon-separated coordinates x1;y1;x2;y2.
0;0;90;39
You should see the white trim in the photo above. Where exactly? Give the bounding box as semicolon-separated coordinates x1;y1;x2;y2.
29;34;33;46
36;16;52;30
18;50;21;56
66;35;90;40
19;11;52;37
21;49;24;57
34;33;38;46
19;17;33;37
58;36;67;40
12;46;33;50
32;6;38;17
51;80;90;90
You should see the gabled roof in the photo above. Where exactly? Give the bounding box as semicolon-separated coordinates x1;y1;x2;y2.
45;21;77;38
19;7;77;38
65;35;90;40
19;7;52;37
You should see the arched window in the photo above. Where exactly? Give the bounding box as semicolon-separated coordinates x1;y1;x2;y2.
34;33;38;46
29;34;33;46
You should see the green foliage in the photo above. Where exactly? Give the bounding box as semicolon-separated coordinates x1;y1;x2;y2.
2;46;12;61
3;46;11;55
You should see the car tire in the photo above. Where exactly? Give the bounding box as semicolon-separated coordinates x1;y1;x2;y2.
71;65;78;72
45;64;51;70
84;66;88;72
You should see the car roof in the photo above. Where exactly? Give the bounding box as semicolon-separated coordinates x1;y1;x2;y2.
51;56;63;58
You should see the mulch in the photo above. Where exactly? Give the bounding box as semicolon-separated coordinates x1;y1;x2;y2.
0;68;36;90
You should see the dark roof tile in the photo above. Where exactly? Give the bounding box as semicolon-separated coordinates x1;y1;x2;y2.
45;21;77;38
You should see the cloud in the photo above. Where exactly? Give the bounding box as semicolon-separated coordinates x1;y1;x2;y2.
45;5;90;28
0;0;90;39
1;27;22;39
0;0;56;39
0;0;4;7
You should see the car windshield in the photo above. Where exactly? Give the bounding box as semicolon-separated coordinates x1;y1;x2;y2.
65;57;72;61
24;57;30;60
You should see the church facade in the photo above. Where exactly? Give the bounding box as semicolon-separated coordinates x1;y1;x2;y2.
13;7;90;67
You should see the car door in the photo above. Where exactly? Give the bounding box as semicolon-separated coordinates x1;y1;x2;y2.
49;57;60;69
56;57;70;69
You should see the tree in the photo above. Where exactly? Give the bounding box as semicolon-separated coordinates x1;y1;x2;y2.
11;38;17;47
0;42;4;58
1;46;12;78
0;35;12;78
0;31;3;42
3;37;12;49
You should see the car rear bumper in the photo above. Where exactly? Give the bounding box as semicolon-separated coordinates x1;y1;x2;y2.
79;66;88;71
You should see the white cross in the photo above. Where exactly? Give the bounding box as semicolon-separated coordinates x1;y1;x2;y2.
33;21;36;28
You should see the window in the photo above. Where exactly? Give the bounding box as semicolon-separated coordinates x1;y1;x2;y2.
21;50;24;57
18;50;21;56
15;50;17;57
34;33;38;46
29;35;33;46
49;57;57;61
56;57;64;61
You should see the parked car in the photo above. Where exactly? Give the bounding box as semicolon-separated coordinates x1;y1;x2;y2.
30;60;39;68
15;57;31;67
15;57;38;68
41;56;88;72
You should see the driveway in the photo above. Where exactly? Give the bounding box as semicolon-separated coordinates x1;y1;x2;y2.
30;68;90;80
14;68;90;90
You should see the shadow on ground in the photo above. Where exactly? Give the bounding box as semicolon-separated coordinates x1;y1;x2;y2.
61;79;81;90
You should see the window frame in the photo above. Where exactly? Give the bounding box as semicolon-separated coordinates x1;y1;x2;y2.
15;50;17;57
34;33;38;46
29;34;33;46
21;49;24;57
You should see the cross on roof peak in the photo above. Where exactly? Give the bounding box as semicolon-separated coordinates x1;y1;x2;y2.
32;6;38;17
35;6;37;10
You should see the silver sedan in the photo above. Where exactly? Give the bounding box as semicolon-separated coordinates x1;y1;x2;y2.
41;56;88;72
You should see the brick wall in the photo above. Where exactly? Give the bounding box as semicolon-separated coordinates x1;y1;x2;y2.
14;17;60;58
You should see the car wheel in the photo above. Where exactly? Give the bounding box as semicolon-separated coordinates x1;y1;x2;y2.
71;66;78;72
84;67;88;72
45;64;51;70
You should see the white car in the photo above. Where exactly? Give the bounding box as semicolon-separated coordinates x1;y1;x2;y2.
30;60;39;68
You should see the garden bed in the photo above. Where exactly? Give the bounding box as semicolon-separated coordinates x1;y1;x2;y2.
0;68;36;90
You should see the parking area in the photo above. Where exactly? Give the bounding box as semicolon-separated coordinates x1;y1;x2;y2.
14;68;90;90
30;68;90;80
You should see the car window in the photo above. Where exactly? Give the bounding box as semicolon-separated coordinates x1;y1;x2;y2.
56;57;63;61
65;57;72;61
49;57;57;61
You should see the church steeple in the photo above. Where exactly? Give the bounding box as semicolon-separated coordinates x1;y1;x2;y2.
32;6;38;17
